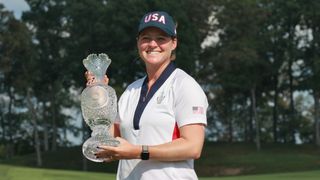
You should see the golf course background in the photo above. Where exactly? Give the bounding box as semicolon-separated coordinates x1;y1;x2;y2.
1;142;319;179
1;164;320;180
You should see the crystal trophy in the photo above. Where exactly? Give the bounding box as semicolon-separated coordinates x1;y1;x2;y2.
81;53;119;162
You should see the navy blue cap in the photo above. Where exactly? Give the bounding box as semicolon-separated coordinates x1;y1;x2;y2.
138;11;177;37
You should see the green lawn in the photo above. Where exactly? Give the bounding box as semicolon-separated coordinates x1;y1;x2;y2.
1;164;320;180
0;164;115;180
1;143;320;178
201;170;320;180
196;143;320;176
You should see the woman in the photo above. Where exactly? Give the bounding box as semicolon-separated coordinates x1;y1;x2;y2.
87;11;208;180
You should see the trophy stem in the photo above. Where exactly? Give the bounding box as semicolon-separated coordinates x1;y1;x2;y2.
82;123;120;162
91;124;110;137
94;76;105;84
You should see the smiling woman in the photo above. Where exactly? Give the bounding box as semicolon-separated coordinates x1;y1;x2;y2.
86;11;209;180
0;0;29;19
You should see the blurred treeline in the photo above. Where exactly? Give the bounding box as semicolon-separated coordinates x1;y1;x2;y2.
0;0;320;167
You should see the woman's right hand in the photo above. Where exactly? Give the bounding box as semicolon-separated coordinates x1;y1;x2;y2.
85;71;109;86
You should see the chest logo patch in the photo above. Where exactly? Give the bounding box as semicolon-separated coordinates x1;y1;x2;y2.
157;92;165;104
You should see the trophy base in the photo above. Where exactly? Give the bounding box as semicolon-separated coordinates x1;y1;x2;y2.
82;136;120;162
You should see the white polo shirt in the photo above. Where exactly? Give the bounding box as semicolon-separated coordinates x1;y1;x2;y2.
115;63;208;180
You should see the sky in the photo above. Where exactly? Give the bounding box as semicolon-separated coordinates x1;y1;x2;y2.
0;0;29;19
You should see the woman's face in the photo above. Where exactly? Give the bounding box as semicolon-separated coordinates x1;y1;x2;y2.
137;27;177;67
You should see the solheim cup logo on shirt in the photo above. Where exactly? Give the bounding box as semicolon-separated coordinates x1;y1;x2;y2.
157;91;165;104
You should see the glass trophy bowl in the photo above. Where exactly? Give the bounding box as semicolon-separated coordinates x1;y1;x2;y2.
81;53;119;162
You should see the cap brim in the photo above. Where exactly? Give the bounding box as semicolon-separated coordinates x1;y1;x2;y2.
138;23;175;37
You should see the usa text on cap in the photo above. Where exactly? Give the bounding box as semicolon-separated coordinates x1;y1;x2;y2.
138;11;177;37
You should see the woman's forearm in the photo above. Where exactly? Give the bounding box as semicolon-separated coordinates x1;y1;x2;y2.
147;124;205;161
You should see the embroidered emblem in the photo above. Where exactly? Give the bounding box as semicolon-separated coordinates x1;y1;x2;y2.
192;106;204;114
157;92;165;104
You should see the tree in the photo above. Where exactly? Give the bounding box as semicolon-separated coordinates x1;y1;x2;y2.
203;0;272;150
299;1;320;146
23;0;76;152
0;3;37;159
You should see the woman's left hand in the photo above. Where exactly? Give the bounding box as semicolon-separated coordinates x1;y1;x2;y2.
85;71;109;86
95;137;141;162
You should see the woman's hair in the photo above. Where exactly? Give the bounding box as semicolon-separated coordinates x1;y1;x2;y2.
170;22;178;61
170;50;176;61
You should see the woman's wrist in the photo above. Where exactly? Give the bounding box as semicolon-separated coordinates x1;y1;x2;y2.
133;145;143;159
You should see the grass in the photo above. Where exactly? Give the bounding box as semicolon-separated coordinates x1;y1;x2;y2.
195;142;320;176
201;170;320;180
0;164;116;180
1;164;320;180
0;146;119;173
1;142;320;177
